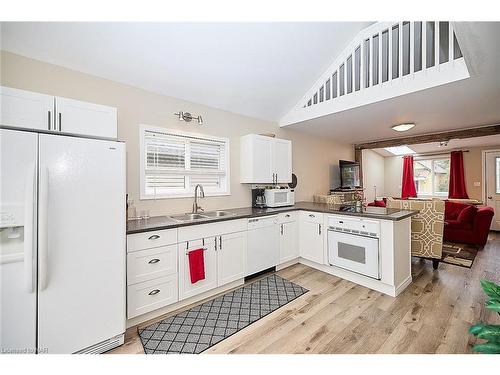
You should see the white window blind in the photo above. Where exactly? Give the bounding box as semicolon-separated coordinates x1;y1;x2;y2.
141;127;229;199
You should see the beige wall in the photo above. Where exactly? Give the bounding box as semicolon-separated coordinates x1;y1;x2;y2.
383;146;500;200
384;155;404;198
361;149;385;203
1;51;353;216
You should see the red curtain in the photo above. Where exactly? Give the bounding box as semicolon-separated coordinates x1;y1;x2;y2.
401;155;417;199
448;150;469;199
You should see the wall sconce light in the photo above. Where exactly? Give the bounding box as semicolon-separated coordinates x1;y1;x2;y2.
174;111;204;125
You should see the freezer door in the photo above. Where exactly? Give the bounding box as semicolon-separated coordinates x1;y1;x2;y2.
0;129;38;354
37;134;126;353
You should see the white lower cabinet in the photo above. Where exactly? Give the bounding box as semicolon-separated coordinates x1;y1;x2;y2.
179;231;247;301
279;213;298;263
218;231;247;286
127;244;177;286
299;212;324;264
178;237;218;300
127;275;178;319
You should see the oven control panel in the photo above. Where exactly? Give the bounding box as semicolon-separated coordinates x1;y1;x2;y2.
327;215;380;238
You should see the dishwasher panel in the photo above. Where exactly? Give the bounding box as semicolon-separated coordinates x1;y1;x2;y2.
246;216;280;275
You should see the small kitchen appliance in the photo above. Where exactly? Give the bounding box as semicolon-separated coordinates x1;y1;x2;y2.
264;187;295;208
251;188;266;208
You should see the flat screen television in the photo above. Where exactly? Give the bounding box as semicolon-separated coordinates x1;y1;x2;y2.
339;160;361;189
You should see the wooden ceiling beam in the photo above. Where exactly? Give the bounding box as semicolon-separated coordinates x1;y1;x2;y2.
354;124;500;150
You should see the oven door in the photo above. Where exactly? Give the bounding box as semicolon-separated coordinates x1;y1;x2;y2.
328;229;380;279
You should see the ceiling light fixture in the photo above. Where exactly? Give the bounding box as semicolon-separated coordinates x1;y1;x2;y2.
174;111;204;125
391;123;415;132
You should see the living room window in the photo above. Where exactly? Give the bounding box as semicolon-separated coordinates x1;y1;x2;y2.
414;157;450;197
140;125;230;199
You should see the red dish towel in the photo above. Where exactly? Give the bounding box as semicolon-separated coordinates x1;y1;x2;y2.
188;248;205;284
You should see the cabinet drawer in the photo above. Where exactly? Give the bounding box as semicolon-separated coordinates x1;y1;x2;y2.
127;274;178;319
278;211;296;224
127;245;177;285
127;228;177;252
299;211;323;224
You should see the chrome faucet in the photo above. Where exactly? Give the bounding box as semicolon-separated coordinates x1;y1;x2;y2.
192;184;205;213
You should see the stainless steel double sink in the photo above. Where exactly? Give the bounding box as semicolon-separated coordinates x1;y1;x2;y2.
169;210;236;223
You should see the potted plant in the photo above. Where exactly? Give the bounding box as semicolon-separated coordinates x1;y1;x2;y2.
469;280;500;354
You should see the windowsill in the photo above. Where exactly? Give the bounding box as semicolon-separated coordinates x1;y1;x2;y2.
140;191;231;200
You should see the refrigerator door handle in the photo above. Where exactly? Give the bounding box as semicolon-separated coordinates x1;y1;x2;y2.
24;163;36;293
39;167;49;291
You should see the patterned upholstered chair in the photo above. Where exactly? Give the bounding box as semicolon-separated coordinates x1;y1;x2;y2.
386;198;445;269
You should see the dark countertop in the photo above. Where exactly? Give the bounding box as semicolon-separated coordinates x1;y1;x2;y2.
127;201;418;234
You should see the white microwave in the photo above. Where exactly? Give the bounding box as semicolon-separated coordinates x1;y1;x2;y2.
264;188;295;207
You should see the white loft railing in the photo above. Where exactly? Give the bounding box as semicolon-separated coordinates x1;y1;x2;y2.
280;22;470;127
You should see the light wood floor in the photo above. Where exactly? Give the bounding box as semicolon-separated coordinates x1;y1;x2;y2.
109;233;500;354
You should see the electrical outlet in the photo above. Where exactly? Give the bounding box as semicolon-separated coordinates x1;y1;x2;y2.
473;181;481;187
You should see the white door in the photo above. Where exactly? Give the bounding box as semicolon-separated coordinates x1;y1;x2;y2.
37;134;126;353
273;138;292;183
217;231;247;287
179;237;217;300
299;220;324;264
0;86;54;131
485;151;500;230
279;220;298;263
0;129;38;353
55;97;117;139
251;135;274;183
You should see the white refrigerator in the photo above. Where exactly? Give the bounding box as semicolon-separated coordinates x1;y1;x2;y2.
0;128;126;354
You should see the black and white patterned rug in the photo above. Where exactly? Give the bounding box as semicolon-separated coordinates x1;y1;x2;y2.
138;274;308;354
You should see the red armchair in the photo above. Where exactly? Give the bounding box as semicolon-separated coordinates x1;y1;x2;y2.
444;201;494;247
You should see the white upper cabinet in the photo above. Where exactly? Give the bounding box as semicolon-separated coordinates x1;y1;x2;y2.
240;134;292;184
0;86;117;139
55;97;117;139
0;86;54;131
273;138;292;183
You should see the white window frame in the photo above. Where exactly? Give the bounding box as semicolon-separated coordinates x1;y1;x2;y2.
139;125;230;199
414;155;450;198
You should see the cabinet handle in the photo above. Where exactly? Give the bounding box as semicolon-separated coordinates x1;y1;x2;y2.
148;258;160;264
309;214;315;218
285;214;290;218
148;234;160;240
58;112;62;131
319;224;322;235
47;111;51;130
214;237;217;251
276;173;278;183
148;289;160;296
219;235;222;250
280;224;284;235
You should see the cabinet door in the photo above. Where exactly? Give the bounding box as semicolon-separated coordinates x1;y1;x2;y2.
217;231;247;287
240;134;273;183
273;138;292;183
299;220;324;264
178;237;217;301
0;86;54;131
279;221;298;263
55;97;117;139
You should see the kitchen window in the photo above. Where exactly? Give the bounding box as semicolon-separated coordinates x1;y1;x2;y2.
414;157;450;198
140;125;230;199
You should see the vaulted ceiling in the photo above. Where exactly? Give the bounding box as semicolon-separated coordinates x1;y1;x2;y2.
1;22;499;144
0;22;371;122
